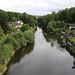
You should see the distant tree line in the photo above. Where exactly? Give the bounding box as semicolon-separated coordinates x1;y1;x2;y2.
0;9;37;33
38;7;75;30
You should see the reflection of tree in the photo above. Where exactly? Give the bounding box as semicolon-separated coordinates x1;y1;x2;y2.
72;57;75;69
42;31;75;69
51;42;54;47
3;43;34;75
7;42;34;66
42;31;58;47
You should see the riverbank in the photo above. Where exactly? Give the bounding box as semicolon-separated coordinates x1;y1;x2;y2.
3;27;75;75
0;52;14;75
0;28;35;75
42;27;75;54
67;37;75;53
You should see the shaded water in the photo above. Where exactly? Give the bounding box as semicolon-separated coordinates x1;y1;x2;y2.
3;27;75;75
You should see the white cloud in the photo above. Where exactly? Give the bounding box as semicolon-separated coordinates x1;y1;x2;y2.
0;0;75;15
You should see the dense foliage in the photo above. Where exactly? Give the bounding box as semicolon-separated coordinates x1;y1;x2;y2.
46;21;67;33
23;30;35;44
0;26;4;39
12;31;27;47
0;9;37;34
38;7;75;30
0;9;36;73
0;11;9;33
9;24;16;32
21;24;30;32
0;29;35;72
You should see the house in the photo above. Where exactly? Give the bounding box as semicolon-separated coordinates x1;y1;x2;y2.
69;24;75;29
8;21;23;28
17;21;23;25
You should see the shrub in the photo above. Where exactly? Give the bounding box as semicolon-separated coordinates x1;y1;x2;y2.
9;24;16;32
21;24;30;32
0;34;21;50
30;27;35;33
46;26;54;33
12;31;27;47
0;44;14;60
0;26;4;39
23;30;35;44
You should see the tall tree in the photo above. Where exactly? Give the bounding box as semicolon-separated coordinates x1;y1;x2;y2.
0;11;9;33
71;12;75;23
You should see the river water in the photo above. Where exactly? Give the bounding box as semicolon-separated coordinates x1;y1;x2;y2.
3;27;75;75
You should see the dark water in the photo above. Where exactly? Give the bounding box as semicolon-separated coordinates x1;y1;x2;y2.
3;27;75;75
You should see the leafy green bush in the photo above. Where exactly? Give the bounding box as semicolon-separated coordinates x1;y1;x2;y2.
0;26;4;39
9;24;16;32
12;31;27;47
23;30;35;44
46;21;66;33
46;26;54;33
0;44;14;60
21;24;30;32
48;21;65;28
0;34;21;50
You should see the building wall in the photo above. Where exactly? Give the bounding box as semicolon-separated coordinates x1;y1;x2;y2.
15;25;22;28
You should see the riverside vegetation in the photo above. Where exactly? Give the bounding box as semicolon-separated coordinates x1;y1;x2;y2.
0;7;75;74
0;10;37;74
38;7;75;52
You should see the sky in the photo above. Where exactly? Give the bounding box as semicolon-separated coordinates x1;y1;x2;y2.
0;0;75;16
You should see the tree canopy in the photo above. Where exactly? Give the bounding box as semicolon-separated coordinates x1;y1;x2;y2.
0;11;9;33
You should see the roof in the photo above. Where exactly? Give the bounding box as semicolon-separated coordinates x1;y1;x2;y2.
12;22;22;26
8;22;23;26
8;22;12;25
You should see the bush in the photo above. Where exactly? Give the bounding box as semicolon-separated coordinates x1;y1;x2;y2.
23;30;35;44
21;24;30;32
48;21;65;28
0;44;14;60
12;31;27;47
0;34;21;50
0;26;4;39
46;26;54;33
9;24;16;32
30;27;35;33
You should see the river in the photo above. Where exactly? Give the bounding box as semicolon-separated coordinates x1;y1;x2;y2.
3;27;75;75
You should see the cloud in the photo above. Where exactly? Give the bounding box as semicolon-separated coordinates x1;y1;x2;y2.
0;0;75;15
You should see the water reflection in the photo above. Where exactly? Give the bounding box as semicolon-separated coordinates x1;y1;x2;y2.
72;58;75;69
42;31;58;42
42;31;61;48
3;27;75;75
3;43;34;75
43;31;75;70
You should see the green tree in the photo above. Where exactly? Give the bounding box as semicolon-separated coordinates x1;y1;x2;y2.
21;24;30;32
12;31;27;47
9;24;16;32
7;12;15;22
0;34;21;50
0;26;4;39
71;12;75;23
46;25;54;33
23;30;35;44
12;17;17;22
0;11;9;33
